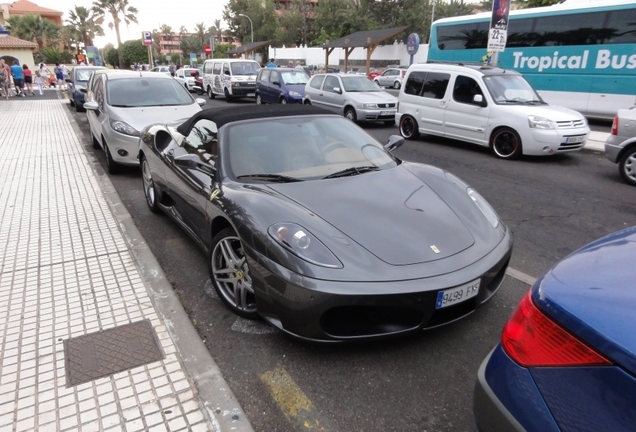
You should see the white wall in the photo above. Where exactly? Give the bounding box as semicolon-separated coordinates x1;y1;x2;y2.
268;42;429;68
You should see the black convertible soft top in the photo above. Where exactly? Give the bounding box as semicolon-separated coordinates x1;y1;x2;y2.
176;104;333;136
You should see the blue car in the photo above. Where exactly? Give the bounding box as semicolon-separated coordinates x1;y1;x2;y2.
255;67;308;105
66;66;106;112
474;227;636;432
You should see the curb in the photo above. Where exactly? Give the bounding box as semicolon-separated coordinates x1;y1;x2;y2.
58;92;255;432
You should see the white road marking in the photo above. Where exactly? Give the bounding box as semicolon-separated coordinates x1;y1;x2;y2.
506;267;537;286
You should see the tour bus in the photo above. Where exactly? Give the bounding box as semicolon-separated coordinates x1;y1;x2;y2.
428;0;636;119
201;58;261;102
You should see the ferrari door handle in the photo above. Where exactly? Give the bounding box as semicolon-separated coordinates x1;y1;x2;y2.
168;149;174;156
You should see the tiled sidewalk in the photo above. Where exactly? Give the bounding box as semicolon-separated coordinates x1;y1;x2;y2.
0;100;247;431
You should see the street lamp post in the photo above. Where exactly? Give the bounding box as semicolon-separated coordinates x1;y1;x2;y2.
237;13;253;44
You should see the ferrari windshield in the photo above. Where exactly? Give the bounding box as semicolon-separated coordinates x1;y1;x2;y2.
227;116;398;181
107;78;193;107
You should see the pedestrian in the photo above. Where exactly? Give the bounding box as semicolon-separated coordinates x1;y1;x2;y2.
0;59;10;100
34;70;44;95
169;62;175;77
294;61;304;71
22;64;35;96
54;63;65;90
266;58;277;68
10;60;25;97
39;62;50;88
62;63;69;82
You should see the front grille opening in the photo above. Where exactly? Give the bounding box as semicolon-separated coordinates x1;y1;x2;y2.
320;306;424;338
425;298;477;328
485;258;508;297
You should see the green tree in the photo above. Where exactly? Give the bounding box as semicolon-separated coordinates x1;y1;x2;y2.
223;0;280;46
194;22;206;47
119;39;147;67
517;0;564;7
105;47;119;66
213;43;234;58
66;6;104;50
433;0;474;20
6;14;60;48
39;46;73;64
92;0;139;68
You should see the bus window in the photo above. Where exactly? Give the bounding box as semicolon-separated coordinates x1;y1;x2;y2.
436;22;488;50
606;9;636;44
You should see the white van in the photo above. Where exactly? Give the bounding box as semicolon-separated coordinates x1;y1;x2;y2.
201;58;261;102
396;63;591;159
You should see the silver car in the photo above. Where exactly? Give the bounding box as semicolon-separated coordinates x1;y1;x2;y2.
605;106;636;186
84;71;206;174
303;74;398;125
373;67;406;89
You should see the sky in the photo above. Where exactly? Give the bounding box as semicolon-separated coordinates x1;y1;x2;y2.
35;0;229;47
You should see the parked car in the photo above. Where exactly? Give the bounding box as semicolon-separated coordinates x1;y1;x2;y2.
397;63;591;159
138;105;512;342
373;67;406;89
304;73;398;125
255;67;309;104
175;67;199;92
84;71;205;174
367;68;383;80
150;66;171;74
474;226;636;432
65;66;106;112
201;58;260;101
604;106;636;186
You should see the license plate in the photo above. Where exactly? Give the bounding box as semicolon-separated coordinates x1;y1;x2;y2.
565;136;585;144
381;110;396;116
435;279;480;309
247;93;255;97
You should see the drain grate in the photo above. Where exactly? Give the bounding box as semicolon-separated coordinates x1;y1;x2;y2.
64;320;164;387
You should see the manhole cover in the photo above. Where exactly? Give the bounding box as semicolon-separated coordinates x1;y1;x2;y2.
64;320;164;387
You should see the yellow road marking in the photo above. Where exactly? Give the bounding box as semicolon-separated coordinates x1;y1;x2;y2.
260;365;331;430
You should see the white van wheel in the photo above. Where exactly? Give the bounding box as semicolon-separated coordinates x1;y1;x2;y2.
399;116;419;140
207;86;215;99
491;127;522;159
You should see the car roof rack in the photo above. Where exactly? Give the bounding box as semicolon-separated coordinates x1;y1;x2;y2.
425;60;498;70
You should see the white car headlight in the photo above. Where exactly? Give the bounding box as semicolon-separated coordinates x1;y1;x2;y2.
288;91;302;97
528;115;555;130
110;120;140;137
467;188;499;228
362;103;378;109
268;223;342;268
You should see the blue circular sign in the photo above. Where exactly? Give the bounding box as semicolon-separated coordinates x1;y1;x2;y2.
406;33;420;55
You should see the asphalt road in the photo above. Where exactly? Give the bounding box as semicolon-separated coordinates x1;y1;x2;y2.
65;93;634;432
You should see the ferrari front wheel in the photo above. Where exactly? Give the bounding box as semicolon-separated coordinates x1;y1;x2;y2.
209;228;259;319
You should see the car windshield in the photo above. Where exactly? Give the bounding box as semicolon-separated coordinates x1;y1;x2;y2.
341;76;382;92
107;78;193;107
182;69;194;77
76;70;94;82
226;116;397;181
230;62;260;76
483;75;545;104
281;71;309;85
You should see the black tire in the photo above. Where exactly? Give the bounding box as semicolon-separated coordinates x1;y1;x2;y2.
224;88;233;103
303;99;311;105
490;127;522;159
103;140;121;174
141;156;161;213
618;146;636;186
207;86;215;99
256;93;263;105
393;81;401;90
384;119;395;126
374;79;381;87
91;133;101;150
280;97;287;104
344;106;357;122
196;87;203;96
69;97;75;107
399;115;420;140
209;227;259;319
75;101;85;112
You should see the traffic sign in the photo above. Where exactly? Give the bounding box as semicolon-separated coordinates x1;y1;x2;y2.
142;31;152;46
204;45;211;55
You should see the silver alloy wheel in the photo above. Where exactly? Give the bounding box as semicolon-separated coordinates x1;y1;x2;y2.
280;97;287;104
619;147;636;186
256;94;262;104
141;158;157;210
345;107;356;121
211;235;257;315
393;81;401;89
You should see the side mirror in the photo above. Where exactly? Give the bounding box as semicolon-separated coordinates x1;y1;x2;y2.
272;80;280;86
174;154;216;177
384;135;405;152
65;78;72;83
333;87;342;94
195;98;207;106
473;94;487;107
84;101;99;111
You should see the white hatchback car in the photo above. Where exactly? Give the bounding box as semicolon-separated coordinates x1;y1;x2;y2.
396;63;590;159
84;71;206;174
304;74;398;125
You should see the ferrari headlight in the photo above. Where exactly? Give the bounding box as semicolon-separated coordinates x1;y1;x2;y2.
268;223;343;268
110;120;140;136
362;103;378;109
528;115;554;130
467;188;499;228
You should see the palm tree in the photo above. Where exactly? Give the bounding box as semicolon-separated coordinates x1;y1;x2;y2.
194;22;206;47
92;0;139;68
67;6;104;50
213;19;223;45
6;14;60;48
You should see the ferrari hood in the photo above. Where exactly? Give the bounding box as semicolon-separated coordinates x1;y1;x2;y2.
268;167;475;265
